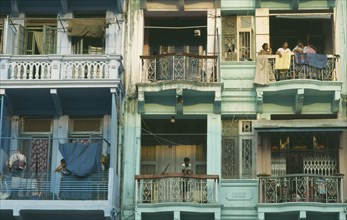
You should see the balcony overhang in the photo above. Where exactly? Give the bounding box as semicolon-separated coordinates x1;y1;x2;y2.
0;200;113;219
137;81;222;115
255;80;342;114
258;203;346;220
0;0;121;15
0;84;121;117
253;119;347;132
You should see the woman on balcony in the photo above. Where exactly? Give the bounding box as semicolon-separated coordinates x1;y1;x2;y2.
254;43;276;85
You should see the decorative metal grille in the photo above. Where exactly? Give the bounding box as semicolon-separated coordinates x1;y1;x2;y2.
141;54;217;82
303;152;337;176
267;55;337;81
158;56;170;80
271;155;287;176
222;16;237;61
241;120;253;133
222;138;239;179
259;174;343;203
136;176;218;204
241;139;253;178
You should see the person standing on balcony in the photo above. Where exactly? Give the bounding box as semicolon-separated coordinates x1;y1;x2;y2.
254;43;276;85
182;157;192;175
182;157;192;202
275;42;292;78
258;43;272;55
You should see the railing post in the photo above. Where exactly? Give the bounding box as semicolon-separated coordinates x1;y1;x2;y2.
306;176;309;202
135;178;139;203
108;54;119;79
0;56;10;80
49;55;63;79
108;168;114;203
341;177;344;203
215;178;218;203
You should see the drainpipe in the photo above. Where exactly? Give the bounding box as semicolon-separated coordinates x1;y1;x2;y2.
213;7;217;81
0;96;4;172
110;88;118;212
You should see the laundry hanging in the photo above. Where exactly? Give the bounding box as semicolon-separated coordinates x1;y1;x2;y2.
59;142;102;176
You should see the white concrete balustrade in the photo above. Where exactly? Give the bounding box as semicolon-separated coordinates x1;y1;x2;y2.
0;55;122;80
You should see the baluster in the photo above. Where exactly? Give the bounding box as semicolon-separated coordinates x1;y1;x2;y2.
10;63;15;79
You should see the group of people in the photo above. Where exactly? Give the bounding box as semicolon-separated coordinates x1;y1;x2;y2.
254;39;319;85
258;40;315;57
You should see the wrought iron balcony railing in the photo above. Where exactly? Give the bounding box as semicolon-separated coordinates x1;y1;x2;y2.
258;174;344;204
0;55;122;80
135;173;219;204
0;170;110;200
140;53;218;83
267;54;337;81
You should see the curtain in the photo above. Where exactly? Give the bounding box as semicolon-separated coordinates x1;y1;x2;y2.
67;20;106;38
31;139;49;172
33;32;43;54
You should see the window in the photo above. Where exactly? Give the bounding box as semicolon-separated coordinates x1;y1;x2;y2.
22;118;52;133
69;118;103;143
269;15;334;54
71;36;104;54
146;16;207;55
222;120;255;179
67;14;106;54
270;132;339;176
18;118;52;173
16;17;57;55
222;16;254;61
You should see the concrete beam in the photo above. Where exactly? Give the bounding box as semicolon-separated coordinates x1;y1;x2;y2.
50;89;63;117
138;91;145;114
256;90;263;114
214;90;221;114
332;90;341;113
176;88;183;115
10;0;19;16
60;0;69;13
295;89;304;114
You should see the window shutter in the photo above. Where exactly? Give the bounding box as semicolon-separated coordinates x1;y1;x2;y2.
43;25;57;54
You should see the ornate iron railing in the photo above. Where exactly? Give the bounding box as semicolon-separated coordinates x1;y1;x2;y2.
135;173;219;204
1;55;121;80
0;171;109;200
140;53;218;83
267;54;337;81
258;174;344;203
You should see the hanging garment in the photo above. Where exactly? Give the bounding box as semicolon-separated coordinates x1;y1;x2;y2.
254;55;275;85
59;142;102;177
275;51;291;70
306;53;328;69
31;139;49;172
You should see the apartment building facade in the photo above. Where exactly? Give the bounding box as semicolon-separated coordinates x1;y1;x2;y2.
122;0;346;220
1;0;346;220
0;0;124;219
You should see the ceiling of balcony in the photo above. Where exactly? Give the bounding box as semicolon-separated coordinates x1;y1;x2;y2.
4;88;113;117
0;0;121;15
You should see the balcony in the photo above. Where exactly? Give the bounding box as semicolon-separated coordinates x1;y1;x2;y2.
0;54;122;81
254;54;341;114
266;54;337;82
258;174;344;204
0;170;109;200
135;173;219;204
140;53;218;83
